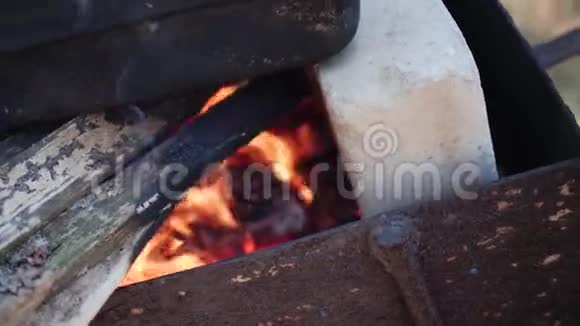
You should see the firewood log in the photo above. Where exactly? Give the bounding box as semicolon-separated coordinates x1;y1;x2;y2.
0;72;304;326
317;0;497;217
0;93;213;256
0;0;359;130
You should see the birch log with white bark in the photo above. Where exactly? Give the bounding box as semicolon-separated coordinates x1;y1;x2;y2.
0;73;304;326
0;95;210;255
317;0;498;217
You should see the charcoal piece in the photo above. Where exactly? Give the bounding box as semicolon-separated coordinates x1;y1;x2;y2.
0;0;360;131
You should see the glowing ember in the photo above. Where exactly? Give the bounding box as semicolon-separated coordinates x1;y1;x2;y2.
178;83;245;129
121;90;358;287
199;83;245;115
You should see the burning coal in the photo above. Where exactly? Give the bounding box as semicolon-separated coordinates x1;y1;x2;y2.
121;88;358;286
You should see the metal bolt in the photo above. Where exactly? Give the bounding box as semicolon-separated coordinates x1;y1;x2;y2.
369;214;442;326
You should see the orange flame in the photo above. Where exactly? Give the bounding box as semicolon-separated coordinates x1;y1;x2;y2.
121;86;318;286
121;88;359;287
199;84;241;115
122;130;315;286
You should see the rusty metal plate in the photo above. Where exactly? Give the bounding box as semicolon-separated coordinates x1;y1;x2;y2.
93;160;580;325
416;160;580;325
92;219;412;325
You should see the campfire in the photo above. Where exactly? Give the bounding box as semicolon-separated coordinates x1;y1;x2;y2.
121;86;360;286
5;0;580;324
